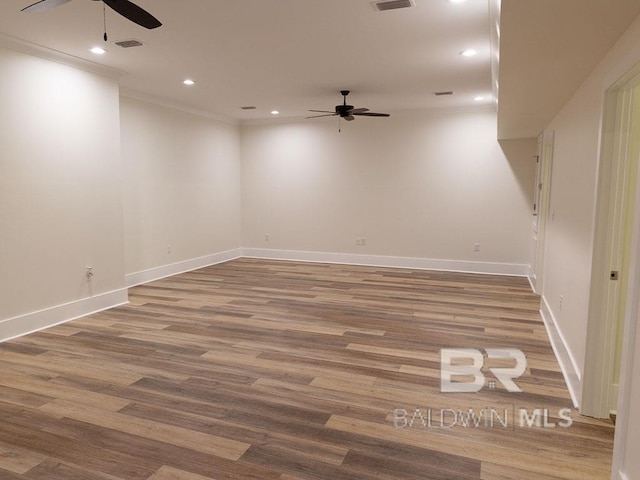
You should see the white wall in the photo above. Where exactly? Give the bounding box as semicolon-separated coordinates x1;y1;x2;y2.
543;16;640;383
0;46;126;338
120;96;242;285
542;86;603;379
241;110;536;273
0;50;243;337
540;14;640;479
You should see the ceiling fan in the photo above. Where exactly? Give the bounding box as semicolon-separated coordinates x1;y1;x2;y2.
307;90;390;122
21;0;162;31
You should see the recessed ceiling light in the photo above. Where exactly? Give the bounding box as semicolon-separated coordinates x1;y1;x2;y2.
474;96;485;101
460;49;477;57
448;0;468;3
90;47;106;55
271;110;280;115
183;79;195;86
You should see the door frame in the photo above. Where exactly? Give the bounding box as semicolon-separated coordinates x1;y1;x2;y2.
582;67;640;418
611;134;640;480
530;131;554;294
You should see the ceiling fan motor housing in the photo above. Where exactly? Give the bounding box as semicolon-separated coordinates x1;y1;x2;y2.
336;104;355;116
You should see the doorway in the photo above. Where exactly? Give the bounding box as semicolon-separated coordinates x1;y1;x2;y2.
530;131;554;294
582;69;640;418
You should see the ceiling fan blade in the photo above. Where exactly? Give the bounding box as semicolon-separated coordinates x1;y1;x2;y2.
21;0;72;13
309;110;336;114
353;112;390;117
350;108;369;114
306;114;337;119
344;115;355;121
103;0;162;29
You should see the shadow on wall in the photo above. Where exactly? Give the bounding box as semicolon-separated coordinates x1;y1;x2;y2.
499;138;538;208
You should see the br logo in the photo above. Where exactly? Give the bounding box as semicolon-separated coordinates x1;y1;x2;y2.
440;348;527;393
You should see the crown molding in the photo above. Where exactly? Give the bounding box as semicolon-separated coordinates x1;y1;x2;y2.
120;88;240;126
0;33;125;80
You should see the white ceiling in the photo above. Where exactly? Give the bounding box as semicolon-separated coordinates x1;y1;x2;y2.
0;0;492;122
1;0;639;135
497;0;640;139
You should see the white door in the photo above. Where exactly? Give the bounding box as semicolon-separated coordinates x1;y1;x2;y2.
529;132;554;294
583;72;640;418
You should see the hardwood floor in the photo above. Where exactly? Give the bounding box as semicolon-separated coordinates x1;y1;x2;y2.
0;258;614;479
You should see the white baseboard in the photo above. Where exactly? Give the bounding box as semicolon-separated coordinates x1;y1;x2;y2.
125;248;242;287
611;383;619;416
241;248;530;277
617;471;628;480
0;248;530;344
0;288;128;343
527;266;537;293
540;295;582;407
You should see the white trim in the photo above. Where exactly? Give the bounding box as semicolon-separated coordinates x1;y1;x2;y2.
0;289;128;343
241;105;497;127
611;87;640;475
616;471;629;480
530;131;555;296
241;248;530;277
120;89;239;125
0;33;124;80
611;383;619;415
583;70;640;419
488;0;501;112
0;248;527;343
540;296;581;408
527;265;537;292
125;248;243;287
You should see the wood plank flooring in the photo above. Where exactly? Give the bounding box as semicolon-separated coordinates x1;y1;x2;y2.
0;258;614;479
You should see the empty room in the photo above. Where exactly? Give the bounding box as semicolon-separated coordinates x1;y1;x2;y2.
1;1;640;479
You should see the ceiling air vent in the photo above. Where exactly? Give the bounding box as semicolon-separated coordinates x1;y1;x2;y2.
435;91;455;96
372;0;415;12
241;106;257;110
115;39;144;48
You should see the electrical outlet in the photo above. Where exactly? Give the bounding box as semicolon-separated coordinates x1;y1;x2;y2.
473;243;480;252
265;233;270;242
167;245;172;254
356;238;367;247
85;266;94;279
